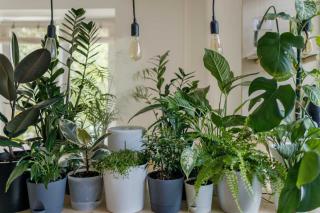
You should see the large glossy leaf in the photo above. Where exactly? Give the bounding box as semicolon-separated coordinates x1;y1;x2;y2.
295;0;317;21
11;32;19;66
0;136;22;148
59;119;80;145
248;77;295;132
0;54;16;101
6;160;29;192
221;115;246;128
303;85;320;107
203;49;233;94
257;32;304;81
297;151;320;187
14;49;51;83
297;174;320;211
129;103;162;122
90;133;111;151
181;146;198;179
77;128;91;145
0;112;8;124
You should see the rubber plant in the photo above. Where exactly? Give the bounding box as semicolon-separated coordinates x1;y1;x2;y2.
247;1;320;212
0;33;52;160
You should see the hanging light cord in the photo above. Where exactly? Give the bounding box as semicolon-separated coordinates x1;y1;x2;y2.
50;0;54;25
212;0;215;20
132;0;137;23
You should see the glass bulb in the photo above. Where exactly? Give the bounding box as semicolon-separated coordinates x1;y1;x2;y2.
130;36;142;61
45;37;57;60
210;33;223;54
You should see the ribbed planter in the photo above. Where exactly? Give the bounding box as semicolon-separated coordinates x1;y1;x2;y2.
68;171;102;211
0;152;29;213
218;174;261;213
27;177;66;213
108;126;145;151
185;178;213;213
148;171;184;213
104;165;146;213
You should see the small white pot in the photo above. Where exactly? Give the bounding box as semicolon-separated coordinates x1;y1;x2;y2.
108;126;145;151
103;165;147;213
218;173;262;213
185;179;213;213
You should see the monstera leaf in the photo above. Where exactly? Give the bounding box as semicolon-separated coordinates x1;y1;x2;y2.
14;49;51;83
203;49;233;94
295;0;317;21
0;54;16;101
248;77;295;132
257;32;304;81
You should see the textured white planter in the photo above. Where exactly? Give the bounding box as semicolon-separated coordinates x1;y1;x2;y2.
185;179;213;213
108;126;145;151
218;174;262;213
103;165;147;213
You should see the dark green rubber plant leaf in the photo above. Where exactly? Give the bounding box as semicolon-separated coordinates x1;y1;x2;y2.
248;77;295;132
203;48;233;94
297;174;320;212
0;54;16;101
297;151;320;187
303;85;320;107
14;49;51;83
295;0;317;21
257;32;304;81
11;32;19;67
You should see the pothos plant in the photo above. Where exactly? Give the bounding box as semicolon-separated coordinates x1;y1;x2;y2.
247;1;320;212
0;33;52;160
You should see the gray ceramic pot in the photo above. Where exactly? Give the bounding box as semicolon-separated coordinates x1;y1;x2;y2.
68;172;103;211
27;177;66;213
147;172;183;213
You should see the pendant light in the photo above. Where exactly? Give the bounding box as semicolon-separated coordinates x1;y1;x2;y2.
45;0;57;60
129;0;142;61
210;0;222;53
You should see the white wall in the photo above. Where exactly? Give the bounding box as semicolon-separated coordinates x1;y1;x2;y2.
0;0;244;128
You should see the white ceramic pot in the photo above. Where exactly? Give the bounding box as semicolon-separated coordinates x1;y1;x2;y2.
185;179;213;213
218;173;262;213
108;126;145;151
103;165;147;213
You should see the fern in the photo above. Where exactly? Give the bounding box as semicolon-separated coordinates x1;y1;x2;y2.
225;169;242;213
238;151;254;195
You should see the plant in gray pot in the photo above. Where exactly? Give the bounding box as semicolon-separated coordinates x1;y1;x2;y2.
96;150;147;213
0;32;51;212
59;119;110;211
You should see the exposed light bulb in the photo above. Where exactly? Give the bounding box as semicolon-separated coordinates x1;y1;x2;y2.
210;33;223;54
130;36;142;61
45;37;57;60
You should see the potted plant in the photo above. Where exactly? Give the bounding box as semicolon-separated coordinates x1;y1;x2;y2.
96;150;147;213
59;119;110;211
247;2;320;212
131;52;204;213
0;32;51;212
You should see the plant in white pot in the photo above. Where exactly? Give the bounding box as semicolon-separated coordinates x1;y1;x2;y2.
96;150;147;213
59;119;110;211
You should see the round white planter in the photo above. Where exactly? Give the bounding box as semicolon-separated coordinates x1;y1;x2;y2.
218;173;262;213
103;165;147;213
108;126;145;151
185;179;213;213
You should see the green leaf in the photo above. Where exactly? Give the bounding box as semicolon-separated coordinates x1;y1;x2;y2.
0;54;16;101
248;77;295;132
129;104;162;122
203;49;233;94
0;112;8;124
6;161;29;192
77;128;91;145
257;32;304;81
11;32;19;66
295;0;317;21
305;138;320;154
222;115;246;128
181;146;198;179
14;49;51;83
303;85;320;106
91;148;110;161
277;166;300;213
297;152;320;187
90;133;111;151
297;174;320;212
59;119;80;145
0;136;22;148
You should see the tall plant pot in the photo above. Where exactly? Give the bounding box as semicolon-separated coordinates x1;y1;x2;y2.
185;178;213;213
103;165;146;213
108;126;145;151
218;174;261;213
68;172;102;211
0;153;29;212
308;102;320;126
148;171;184;213
27;177;66;213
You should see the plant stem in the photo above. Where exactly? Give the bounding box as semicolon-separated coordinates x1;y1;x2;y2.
295;31;303;121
